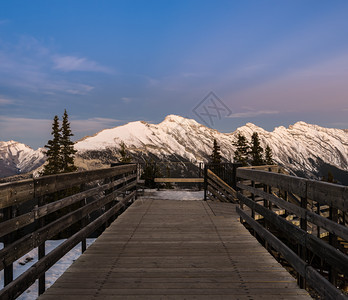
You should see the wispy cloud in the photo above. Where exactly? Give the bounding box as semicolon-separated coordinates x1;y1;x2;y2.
228;110;279;118
0;97;14;105
52;55;113;73
72;117;123;134
0;36;111;97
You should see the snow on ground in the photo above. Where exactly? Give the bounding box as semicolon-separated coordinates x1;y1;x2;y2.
140;189;204;200
0;239;96;300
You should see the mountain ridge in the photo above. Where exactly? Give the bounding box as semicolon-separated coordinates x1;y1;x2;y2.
1;115;347;183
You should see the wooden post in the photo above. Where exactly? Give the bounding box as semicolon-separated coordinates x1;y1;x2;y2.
251;180;255;219
298;196;307;289
263;183;269;250
328;206;338;287
316;202;321;238
198;162;202;191
239;181;244;224
3;206;13;286
80;183;87;253
38;196;45;295
204;165;207;201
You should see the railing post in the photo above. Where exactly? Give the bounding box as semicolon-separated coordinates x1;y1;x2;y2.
3;206;13;286
328;205;338;287
251;180;255;220
80;183;87;253
298;196;307;289
204;165;207;201
38;196;45;295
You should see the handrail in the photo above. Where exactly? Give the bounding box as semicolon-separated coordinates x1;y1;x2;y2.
205;169;238;203
0;164;137;299
236;167;347;299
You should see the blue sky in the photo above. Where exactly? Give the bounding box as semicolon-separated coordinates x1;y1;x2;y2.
1;1;348;148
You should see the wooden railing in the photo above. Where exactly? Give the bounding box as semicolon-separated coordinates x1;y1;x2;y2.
236;167;348;299
205;169;237;202
204;163;241;202
0;164;137;299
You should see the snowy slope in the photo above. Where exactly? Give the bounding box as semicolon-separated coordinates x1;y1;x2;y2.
0;141;46;178
75;115;348;180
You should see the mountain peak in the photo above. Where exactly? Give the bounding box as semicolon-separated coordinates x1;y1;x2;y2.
161;114;200;126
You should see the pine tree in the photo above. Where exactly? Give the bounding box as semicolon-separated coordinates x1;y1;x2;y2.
141;159;161;188
60;109;77;173
119;142;132;163
210;139;222;164
265;145;274;165
250;132;264;166
233;133;249;166
42;115;62;175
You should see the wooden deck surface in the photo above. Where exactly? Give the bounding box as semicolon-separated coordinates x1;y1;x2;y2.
39;199;312;299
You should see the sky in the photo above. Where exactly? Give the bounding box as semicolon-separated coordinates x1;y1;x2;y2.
1;0;348;149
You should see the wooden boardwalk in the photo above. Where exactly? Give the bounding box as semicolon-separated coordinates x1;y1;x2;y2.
39;199;312;299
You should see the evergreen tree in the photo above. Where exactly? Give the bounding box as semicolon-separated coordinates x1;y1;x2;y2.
233;133;249;166
210;139;222;164
141;159;161;188
265;145;274;165
250;132;264;166
42;115;62;175
119;141;132;163
60;109;77;173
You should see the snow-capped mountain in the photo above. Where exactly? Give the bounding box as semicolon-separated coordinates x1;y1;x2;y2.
75;115;348;182
0;141;45;178
1;115;347;183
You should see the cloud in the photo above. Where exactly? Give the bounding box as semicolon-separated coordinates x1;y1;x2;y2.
71;117;123;134
228;110;279;118
0;36;111;97
0;19;9;25
52;55;113;73
0;97;14;105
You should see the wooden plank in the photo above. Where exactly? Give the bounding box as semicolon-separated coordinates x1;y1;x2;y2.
307;179;346;211
237;182;305;218
154;178;204;183
0;179;34;208
237;169;307;198
306;210;348;241
34;164;136;196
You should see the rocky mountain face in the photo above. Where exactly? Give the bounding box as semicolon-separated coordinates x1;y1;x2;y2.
1;115;347;184
0;141;46;178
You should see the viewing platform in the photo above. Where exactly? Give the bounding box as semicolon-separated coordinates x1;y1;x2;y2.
39;195;311;299
1;164;346;299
